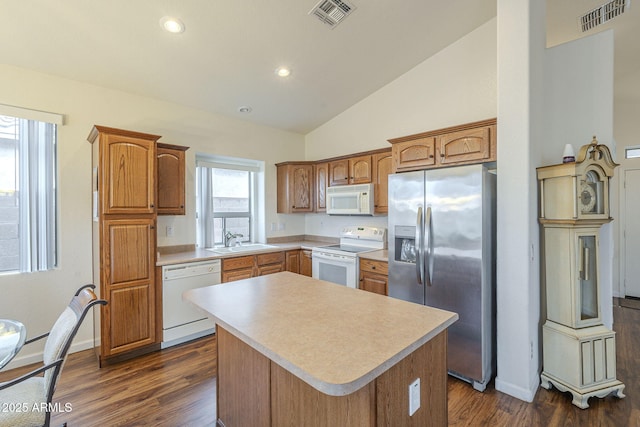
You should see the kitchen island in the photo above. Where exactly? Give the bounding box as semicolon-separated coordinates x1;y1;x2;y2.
184;271;458;426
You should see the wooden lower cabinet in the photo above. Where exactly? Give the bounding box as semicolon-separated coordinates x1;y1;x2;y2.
285;250;301;274
301;250;312;277
222;252;285;283
99;217;156;361
285;249;312;277
359;258;388;296
216;326;448;426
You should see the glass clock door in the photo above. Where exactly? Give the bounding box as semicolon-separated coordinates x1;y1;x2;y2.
577;233;599;325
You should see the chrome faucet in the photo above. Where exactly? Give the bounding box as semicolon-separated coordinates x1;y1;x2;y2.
225;231;243;247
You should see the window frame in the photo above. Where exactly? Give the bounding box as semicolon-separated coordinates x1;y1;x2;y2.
196;154;264;249
0;104;62;274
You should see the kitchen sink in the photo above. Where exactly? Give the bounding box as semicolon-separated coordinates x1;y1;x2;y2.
206;244;277;254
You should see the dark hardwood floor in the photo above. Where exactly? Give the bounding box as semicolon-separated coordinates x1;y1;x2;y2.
1;304;638;426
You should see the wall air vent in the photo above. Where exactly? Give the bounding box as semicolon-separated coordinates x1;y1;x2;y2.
309;0;356;28
580;0;630;32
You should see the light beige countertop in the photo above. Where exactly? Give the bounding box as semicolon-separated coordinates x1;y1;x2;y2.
358;249;388;262
184;271;458;396
156;241;331;266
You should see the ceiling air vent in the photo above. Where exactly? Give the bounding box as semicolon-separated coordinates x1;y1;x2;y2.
580;0;630;32
309;0;356;28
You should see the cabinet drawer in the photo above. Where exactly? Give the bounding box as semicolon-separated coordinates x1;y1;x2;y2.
257;252;285;266
222;268;254;283
359;259;388;276
223;256;254;271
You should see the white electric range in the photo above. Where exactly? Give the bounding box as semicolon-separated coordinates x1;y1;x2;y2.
312;226;387;288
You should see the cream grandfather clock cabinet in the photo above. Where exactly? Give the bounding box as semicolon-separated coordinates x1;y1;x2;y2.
537;137;625;409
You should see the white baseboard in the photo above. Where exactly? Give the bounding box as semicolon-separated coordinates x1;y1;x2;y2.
495;375;539;402
3;338;95;371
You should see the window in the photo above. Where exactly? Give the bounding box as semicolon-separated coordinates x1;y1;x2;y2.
196;155;264;248
625;147;640;159
0;105;61;273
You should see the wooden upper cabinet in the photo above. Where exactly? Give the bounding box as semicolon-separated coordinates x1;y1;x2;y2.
329;159;349;186
391;137;436;173
438;125;493;165
276;163;314;213
329;155;372;186
389;119;497;173
157;143;188;215
372;150;392;214
88;126;160;215
315;162;328;212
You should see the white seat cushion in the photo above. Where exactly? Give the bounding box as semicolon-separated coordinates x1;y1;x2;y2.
0;376;47;427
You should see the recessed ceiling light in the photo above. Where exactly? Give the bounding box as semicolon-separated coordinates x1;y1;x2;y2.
275;67;291;78
238;106;252;113
160;16;185;33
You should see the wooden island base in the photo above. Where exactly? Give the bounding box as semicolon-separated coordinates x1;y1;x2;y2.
216;326;448;426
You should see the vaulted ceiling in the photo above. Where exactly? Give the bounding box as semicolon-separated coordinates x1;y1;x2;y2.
1;1;636;134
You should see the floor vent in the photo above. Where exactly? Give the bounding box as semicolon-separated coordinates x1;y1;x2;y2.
309;0;356;28
580;0;630;32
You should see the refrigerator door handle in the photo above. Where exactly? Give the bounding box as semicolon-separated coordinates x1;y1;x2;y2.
425;206;433;287
416;206;424;285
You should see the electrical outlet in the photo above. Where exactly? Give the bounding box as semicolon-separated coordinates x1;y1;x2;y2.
409;378;420;416
166;226;174;237
270;222;277;231
278;222;285;231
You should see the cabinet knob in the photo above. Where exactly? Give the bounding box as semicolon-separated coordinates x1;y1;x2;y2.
180;205;184;208
150;204;155;208
372;265;376;269
150;225;155;230
440;154;445;158
429;155;434;158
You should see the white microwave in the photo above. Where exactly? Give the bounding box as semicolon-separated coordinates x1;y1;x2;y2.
326;183;375;215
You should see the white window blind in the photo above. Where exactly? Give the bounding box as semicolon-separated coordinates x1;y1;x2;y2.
0;104;61;273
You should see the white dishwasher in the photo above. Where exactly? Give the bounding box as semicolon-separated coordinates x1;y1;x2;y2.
162;259;221;349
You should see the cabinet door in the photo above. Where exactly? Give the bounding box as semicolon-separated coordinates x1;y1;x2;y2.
257;263;284;276
300;250;312;277
257;252;285;276
277;164;314;213
392;137;436;173
286;250;301;274
329;159;350;186
102;134;156;214
349;155;372;184
315;162;328;212
101;218;156;355
372;151;392;214
157;144;187;215
360;272;388;296
222;256;255;282
437;125;492;165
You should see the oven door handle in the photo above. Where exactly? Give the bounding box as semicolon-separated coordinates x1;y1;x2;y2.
312;252;353;263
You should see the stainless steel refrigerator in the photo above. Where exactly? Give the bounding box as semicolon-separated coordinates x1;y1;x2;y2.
388;163;496;391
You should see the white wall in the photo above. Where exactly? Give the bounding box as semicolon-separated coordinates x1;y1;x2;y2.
495;0;546;402
304;18;497;238
542;30;615;328
613;98;639;297
0;64;304;368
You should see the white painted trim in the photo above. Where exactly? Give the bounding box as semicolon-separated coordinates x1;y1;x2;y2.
2;338;94;371
0;103;64;125
495;375;539;403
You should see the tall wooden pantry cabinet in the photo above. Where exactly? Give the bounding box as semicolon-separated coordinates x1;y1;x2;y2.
88;125;160;366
